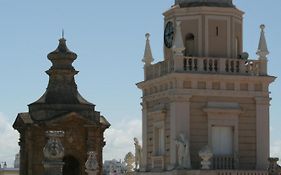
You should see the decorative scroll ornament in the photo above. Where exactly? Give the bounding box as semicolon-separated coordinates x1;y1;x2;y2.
43;131;65;161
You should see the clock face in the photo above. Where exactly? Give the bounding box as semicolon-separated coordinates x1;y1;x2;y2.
164;21;174;48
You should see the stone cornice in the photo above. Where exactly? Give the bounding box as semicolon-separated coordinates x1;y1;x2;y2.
255;97;271;105
203;107;242;115
142;89;269;102
163;5;244;19
137;72;276;89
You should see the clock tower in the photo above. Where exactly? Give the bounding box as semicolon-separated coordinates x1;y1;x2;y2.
164;0;243;59
137;0;275;174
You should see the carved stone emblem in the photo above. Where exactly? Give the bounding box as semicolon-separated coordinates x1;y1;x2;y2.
43;131;65;161
85;151;99;175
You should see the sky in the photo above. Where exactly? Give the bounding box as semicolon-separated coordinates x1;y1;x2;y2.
0;0;280;167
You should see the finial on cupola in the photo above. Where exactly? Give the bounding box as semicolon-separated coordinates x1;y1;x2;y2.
257;24;269;60
173;21;185;56
62;29;65;39
142;33;154;66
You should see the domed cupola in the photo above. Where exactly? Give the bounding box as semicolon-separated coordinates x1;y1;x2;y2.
28;37;99;122
175;0;235;8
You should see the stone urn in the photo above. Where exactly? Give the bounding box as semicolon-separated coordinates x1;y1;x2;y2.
199;145;213;170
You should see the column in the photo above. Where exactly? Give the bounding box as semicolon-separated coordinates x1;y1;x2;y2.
255;97;270;170
169;95;191;169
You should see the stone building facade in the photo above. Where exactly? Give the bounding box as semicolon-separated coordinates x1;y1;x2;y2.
13;38;110;175
137;0;276;174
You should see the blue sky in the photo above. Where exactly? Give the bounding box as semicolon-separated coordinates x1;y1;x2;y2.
0;0;280;166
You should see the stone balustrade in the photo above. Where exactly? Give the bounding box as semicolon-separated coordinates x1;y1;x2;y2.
136;170;272;175
145;57;262;80
216;170;269;175
213;155;235;170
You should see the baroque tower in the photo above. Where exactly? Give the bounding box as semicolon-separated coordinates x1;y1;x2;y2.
137;0;275;173
13;37;110;175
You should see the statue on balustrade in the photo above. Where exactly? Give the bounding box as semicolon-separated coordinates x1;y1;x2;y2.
175;133;191;169
134;137;142;171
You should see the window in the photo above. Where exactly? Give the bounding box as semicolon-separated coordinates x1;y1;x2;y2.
154;127;165;156
204;102;241;169
216;26;219;36
185;33;195;56
212;126;234;156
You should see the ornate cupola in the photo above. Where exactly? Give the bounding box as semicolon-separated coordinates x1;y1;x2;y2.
27;37;103;123
45;37;79;104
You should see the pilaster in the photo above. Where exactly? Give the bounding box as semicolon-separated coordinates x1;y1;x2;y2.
255;97;270;170
141;102;148;171
169;94;192;169
85;125;97;152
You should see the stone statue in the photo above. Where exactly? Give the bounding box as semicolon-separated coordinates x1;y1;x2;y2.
124;152;135;173
3;162;7;168
199;145;213;170
175;133;191;169
134;138;142;170
14;153;20;168
85;151;99;175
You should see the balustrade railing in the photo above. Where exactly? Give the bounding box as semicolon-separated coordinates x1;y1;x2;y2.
213;155;235;170
145;56;261;80
216;170;269;175
145;58;174;80
183;57;259;75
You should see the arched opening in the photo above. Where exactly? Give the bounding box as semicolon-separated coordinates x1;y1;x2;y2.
185;33;195;57
63;155;80;175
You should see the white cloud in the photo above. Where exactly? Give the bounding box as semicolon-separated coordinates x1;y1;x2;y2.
0;113;19;167
103;118;142;162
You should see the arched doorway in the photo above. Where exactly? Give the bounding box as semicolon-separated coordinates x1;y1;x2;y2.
185;33;195;56
63;155;80;175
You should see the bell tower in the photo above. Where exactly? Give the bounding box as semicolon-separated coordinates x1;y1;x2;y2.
164;0;243;59
137;0;275;174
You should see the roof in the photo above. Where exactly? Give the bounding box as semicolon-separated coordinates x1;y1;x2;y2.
26;38;105;123
175;0;235;8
